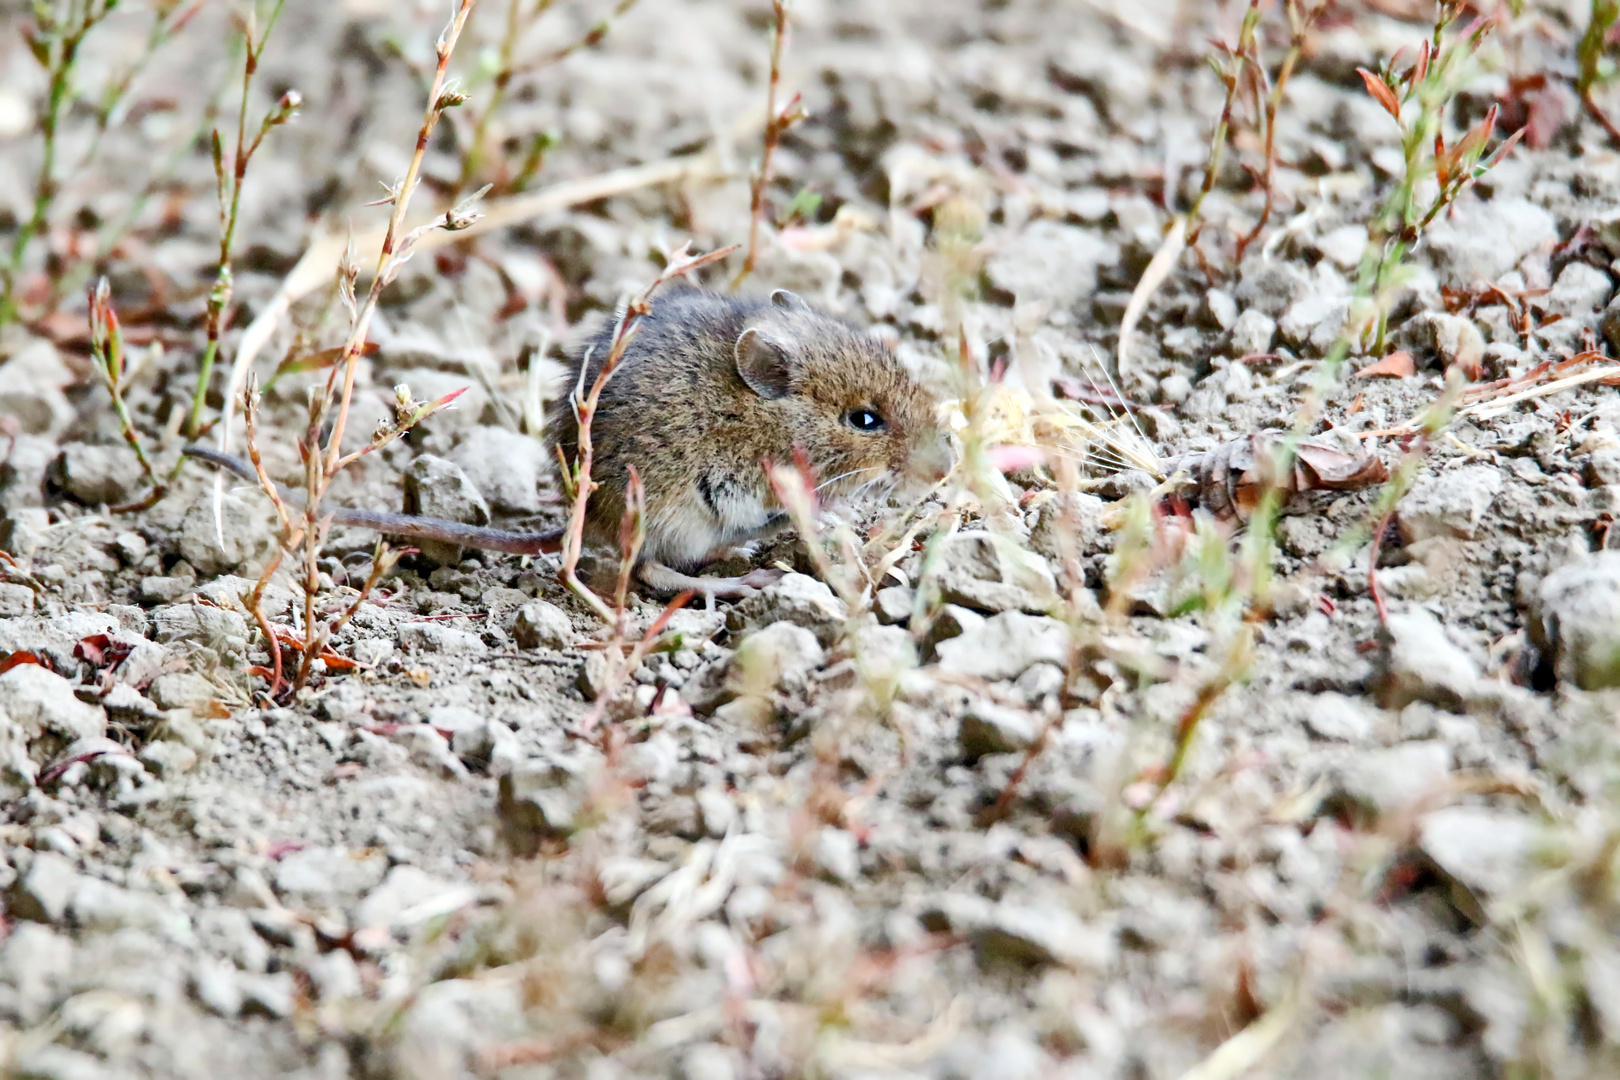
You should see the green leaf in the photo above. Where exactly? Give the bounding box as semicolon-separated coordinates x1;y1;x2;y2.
263;342;378;391
777;188;822;227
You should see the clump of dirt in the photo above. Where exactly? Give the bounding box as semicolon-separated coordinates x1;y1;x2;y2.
4;2;1620;1078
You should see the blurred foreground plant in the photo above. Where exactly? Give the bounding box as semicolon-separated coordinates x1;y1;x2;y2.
1579;0;1620;143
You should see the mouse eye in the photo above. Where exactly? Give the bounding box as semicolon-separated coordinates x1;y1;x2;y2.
845;407;886;433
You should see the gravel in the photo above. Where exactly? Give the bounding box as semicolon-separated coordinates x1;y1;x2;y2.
932;531;1061;613
935;611;1070;681
1530;550;1620;690
0;664;107;746
403;455;492;566
1397;464;1504;541
3;1;1618;1076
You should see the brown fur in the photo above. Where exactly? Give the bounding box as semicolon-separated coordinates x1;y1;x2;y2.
550;286;951;573
184;287;950;598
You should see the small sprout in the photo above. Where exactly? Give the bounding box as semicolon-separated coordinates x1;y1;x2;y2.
264;89;302;127
440;183;491;232
777;187;822;227
363;177;406;208
337;236;359;320
85;277;158;490
434;79;470;112
89;277;123;384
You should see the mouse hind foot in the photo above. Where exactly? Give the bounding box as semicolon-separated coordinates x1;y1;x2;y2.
638;560;783;600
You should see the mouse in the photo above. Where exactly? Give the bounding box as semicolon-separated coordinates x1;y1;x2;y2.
187;286;954;599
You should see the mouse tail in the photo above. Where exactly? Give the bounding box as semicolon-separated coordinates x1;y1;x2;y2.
327;509;563;556
182;444;564;557
183;444;264;486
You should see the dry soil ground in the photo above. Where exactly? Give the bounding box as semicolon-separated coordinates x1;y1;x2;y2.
5;1;1620;1078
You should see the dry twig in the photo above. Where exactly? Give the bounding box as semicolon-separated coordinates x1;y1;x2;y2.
228;0;483;694
731;0;805;289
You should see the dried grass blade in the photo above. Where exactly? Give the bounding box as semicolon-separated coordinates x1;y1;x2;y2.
1117;214;1186;381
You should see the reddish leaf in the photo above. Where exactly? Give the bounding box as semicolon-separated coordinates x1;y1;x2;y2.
1476;126;1525;176
270;341;378;383
266;840;306;861
1295;442;1390;489
1357;67;1401;119
317;649;363;671
1412;39;1430;85
419;384;468;414
1454;103;1498;166
0;651;44;675
76;637;106;666
75;634;134;670
1355;351;1417;379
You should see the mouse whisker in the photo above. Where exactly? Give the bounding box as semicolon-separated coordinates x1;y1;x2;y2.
814;466;881;494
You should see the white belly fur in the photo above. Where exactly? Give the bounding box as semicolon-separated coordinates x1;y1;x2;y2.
645;483;775;569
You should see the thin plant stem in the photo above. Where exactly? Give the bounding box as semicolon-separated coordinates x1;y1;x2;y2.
1;0;119;327
223;0;484;695
1186;0;1261;253
1143;629;1254;813
187;0;295;441
558;243;736;623
86;278;159;490
731;0;801;289
322;0;479;473
454;0;643;196
1234;1;1323;263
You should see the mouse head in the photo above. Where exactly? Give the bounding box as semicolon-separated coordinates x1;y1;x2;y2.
735;290;953;501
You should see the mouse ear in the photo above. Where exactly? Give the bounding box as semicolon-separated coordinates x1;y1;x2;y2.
769;289;813;314
735;328;794;399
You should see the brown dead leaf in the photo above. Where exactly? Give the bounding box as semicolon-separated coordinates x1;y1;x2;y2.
0;651;45;675
1163;433;1388;521
1295;440;1390;489
1355;351;1416;379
